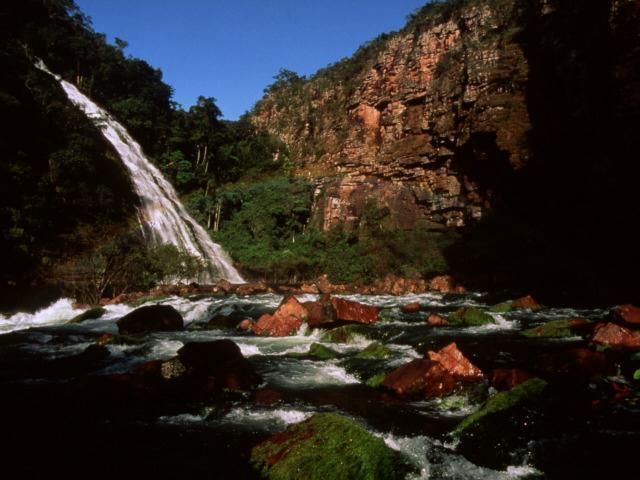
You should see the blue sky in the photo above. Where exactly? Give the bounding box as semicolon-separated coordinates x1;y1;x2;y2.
76;0;430;119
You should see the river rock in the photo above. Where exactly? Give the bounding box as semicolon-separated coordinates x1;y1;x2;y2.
177;339;261;391
252;296;307;336
592;322;640;349
302;294;337;327
491;368;534;391
330;297;378;324
251;413;408;480
448;307;494;326
401;302;421;313
511;295;543;310
69;307;106;324
613;304;640;325
382;342;483;398
426;313;449;326
116;305;184;334
237;319;254;331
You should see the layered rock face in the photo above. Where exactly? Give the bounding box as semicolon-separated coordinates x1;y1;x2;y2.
253;0;532;229
252;0;638;238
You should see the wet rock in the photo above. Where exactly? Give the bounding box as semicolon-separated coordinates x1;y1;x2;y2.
426;313;449;326
382;342;483;398
320;324;367;343
489;301;514;313
330;297;378;324
613;304;640;326
69;307;106;324
447;307;494;327
454;378;548;437
592;322;640;349
252;296;307;336
536;348;612;382
251;413;408;480
116;305;184;334
522;319;575;338
290;343;340;360
236;319;254;331
177;339;261;391
302;294;337;327
401;302;421;313
491;368;534;391
213;279;234;294
511;295;543;311
300;283;319;294
355;342;392;360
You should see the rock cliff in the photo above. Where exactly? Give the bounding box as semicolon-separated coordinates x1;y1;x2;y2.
251;0;638;239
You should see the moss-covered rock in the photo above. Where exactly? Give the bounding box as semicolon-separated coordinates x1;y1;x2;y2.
489;301;513;313
355;342;392;360
251;412;409;480
521;319;574;338
365;372;387;388
69;307;106;324
320;325;367;343
288;343;339;360
448;307;495;327
454;378;548;436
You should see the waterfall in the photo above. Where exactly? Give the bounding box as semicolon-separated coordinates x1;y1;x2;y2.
35;60;245;284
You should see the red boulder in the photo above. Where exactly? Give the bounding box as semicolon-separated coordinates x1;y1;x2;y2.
252;296;308;336
536;348;612;381
382;342;483;398
302;294;337;328
511;295;542;310
592;322;640;349
330;297;378;324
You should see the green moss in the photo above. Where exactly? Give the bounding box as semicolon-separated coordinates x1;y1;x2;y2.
365;372;387;388
355;342;392;360
251;412;408;480
320;325;367;344
634;369;640;381
454;378;547;436
448;307;495;326
521;319;573;338
69;307;106;324
489;301;513;313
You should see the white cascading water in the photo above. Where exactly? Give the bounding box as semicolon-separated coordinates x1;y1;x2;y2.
34;60;244;284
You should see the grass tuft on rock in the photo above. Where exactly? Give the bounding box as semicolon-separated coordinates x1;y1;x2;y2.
448;307;495;326
521;319;574;338
356;342;392;360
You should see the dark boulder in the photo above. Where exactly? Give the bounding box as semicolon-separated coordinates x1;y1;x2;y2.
491;368;534;391
116;305;184;334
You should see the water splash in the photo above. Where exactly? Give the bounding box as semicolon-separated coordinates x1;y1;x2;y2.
34;60;244;284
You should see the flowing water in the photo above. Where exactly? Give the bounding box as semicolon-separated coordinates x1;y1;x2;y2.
33;60;244;284
1;292;638;478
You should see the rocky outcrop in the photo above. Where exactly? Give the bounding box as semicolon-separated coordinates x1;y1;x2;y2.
253;0;532;230
592;322;640;349
116;305;184;334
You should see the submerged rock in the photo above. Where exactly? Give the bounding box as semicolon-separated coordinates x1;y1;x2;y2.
116;305;184;334
289;343;339;360
536;348;612;382
447;307;494;327
69;307;106;324
382;342;484;398
592;322;640;349
522;319;576;338
251;412;408;480
454;378;548;437
490;295;543;313
320;324;367;343
355;342;392;360
252;296;307;336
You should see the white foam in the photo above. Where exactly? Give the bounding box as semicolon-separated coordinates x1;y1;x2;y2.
149;339;184;359
221;407;311;427
0;298;84;334
263;359;359;389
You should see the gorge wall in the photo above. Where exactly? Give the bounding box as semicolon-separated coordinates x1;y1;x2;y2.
251;0;640;304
